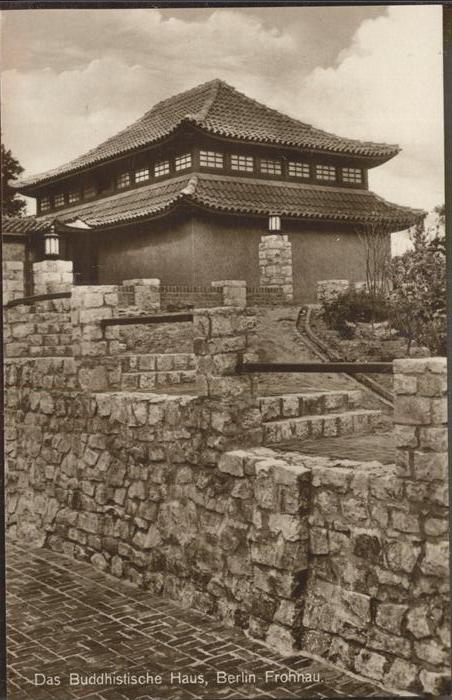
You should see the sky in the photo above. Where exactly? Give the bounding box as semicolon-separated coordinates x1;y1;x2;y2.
1;6;445;253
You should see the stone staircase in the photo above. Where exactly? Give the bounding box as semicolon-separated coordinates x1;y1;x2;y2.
119;352;197;390
259;389;382;445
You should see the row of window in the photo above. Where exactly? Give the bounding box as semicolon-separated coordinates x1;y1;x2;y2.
39;151;364;212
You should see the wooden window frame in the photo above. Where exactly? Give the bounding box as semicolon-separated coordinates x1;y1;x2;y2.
230;154;254;173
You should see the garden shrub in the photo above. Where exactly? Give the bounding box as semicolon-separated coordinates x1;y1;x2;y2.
322;287;391;337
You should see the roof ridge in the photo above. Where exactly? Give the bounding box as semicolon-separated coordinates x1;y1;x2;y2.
139;78;221;123
194;80;223;123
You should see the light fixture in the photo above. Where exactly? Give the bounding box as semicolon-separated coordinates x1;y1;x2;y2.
44;223;60;258
268;215;281;232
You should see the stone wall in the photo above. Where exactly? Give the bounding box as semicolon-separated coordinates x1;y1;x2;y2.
3;261;24;305
33;259;74;295
301;357;450;695
259;235;294;302
5;297;73;359
4;284;449;694
119;353;196;390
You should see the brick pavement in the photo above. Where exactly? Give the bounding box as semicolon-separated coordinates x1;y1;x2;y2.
6;544;396;700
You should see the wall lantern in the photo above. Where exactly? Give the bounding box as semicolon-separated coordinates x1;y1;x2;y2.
268;214;281;232
44;224;60;258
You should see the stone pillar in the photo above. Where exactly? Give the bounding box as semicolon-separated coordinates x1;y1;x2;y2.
121;278;160;311
259;235;293;302
71;285;122;391
33;260;73;295
393;357;450;694
193;307;258;398
211;280;247;307
2;261;24;304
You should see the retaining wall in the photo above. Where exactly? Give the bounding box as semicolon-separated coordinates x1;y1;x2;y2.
4;288;449;695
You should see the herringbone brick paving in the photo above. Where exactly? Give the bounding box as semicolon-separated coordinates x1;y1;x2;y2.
6;544;395;699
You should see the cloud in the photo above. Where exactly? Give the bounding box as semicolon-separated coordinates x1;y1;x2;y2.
1;9;298;177
289;5;444;212
1;5;444;237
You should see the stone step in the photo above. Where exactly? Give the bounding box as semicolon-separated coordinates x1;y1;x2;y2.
259;390;362;423
262;409;381;445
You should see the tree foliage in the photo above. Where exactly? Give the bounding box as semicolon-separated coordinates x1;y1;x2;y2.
1;143;26;218
390;213;446;355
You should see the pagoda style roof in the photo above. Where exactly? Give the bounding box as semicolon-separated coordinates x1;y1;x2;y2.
15;79;400;190
41;174;422;232
2;215;51;235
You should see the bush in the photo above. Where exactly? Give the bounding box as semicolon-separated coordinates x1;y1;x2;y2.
322;287;391;336
390;217;446;356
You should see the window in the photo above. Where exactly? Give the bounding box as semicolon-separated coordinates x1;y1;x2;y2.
199;150;223;169
175;153;192;171
154;160;170;177
117;172;131;189
54;193;65;208
68;191;81;204
84;184;96;199
40;197;51;212
342;167;363;184
135;167;150;183
288;161;310;178
260;159;282;176
316;164;336;182
230;154;254;173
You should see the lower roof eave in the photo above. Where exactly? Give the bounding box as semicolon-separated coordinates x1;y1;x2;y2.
54;201;420;235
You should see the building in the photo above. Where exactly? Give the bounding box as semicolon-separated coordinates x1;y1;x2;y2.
10;79;422;302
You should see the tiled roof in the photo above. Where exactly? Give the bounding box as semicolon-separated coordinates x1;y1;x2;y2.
2;215;51;235
45;174;422;232
16;80;400;189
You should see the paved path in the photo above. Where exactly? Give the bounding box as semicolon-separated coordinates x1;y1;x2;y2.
6;544;390;700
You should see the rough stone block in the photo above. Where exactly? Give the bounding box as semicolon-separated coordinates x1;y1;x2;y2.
419;427;448;452
218;451;246;477
413;451;448;481
385;659;418;690
394;396;431;425
375;603;407;635
394;374;417;395
420;541;449;577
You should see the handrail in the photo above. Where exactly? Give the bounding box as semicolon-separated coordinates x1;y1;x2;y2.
301;305;394;405
100;312;194;328
238;361;393;374
6;291;71;308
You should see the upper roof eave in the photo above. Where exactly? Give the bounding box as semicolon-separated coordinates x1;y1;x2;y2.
13;78;401;192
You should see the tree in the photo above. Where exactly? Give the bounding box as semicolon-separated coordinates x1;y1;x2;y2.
390;211;446;355
356;221;392;328
1;143;27;218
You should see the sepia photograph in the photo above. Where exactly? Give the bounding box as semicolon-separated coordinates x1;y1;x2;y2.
1;3;449;699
